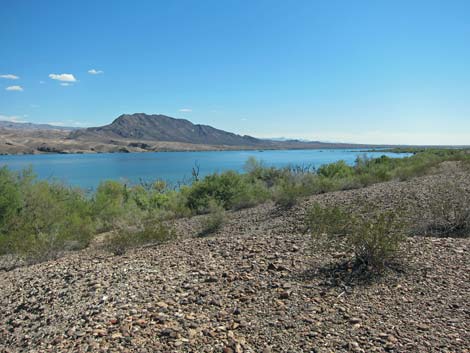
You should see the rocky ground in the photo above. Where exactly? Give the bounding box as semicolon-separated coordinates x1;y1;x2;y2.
0;163;469;352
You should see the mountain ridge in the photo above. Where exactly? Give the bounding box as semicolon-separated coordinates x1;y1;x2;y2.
69;113;270;147
1;113;393;155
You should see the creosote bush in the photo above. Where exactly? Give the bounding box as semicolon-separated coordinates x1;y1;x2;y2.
416;182;470;237
0;167;95;264
307;202;407;271
104;218;175;255
198;200;226;237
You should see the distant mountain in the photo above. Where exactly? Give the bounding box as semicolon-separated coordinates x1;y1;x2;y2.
263;137;315;143
0;113;391;155
69;113;386;150
0;120;79;131
69;113;269;147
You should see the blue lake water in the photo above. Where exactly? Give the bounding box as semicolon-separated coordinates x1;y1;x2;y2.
0;149;410;190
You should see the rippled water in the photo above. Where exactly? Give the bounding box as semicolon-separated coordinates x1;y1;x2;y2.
0;149;410;189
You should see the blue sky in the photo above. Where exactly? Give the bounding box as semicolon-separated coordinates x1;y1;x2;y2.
1;0;469;145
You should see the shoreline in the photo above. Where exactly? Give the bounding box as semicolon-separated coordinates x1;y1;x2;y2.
0;145;394;157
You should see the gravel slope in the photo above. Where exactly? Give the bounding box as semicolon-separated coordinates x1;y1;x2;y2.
1;163;469;352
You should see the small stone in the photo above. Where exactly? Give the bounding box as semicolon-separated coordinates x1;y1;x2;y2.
135;319;147;327
349;317;361;324
417;323;429;331
209;299;222;307
160;328;176;338
93;328;107;337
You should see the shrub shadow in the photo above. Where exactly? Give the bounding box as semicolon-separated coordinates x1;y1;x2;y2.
294;258;408;289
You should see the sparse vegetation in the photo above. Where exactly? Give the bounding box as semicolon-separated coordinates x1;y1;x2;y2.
307;202;407;272
415;181;470;237
104;218;175;255
0;148;469;266
198;200;226;237
0;167;95;264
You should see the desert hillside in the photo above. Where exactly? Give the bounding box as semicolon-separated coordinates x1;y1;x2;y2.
1;162;468;352
0;114;384;155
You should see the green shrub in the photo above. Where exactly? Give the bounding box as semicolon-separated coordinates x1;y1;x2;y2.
244;157;286;188
273;179;303;209
318;160;354;179
306;203;350;239
307;203;407;271
185;171;247;212
415;182;470;237
198;200;226;237
0;167;21;233
93;180;129;229
165;188;191;217
0;176;95;263
349;211;407;269
105;218;175;255
231;179;270;210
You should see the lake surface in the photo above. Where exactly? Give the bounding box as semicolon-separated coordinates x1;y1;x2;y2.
0;149;410;190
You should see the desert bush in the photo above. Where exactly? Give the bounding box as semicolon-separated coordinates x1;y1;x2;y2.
0;167;22;233
306;203;350;239
105;217;175;255
273;179;303;208
349;210;407;269
93;180;130;229
185;171;248;212
231;179;270;210
244;157;286;188
318;160;354;179
307;202;407;271
0;174;95;263
198;200;226;236
164;188;192;217
415;182;470;237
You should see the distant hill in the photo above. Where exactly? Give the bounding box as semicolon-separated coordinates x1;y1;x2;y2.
0;113;391;155
69;113;268;147
69;113;376;149
0;120;79;131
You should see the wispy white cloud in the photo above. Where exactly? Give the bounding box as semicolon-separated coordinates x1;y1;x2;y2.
49;73;77;82
39;81;45;84
46;121;69;126
0;74;19;80
88;69;103;75
46;120;90;127
30;104;40;108
5;85;23;91
179;108;192;112
60;82;73;87
0;114;24;122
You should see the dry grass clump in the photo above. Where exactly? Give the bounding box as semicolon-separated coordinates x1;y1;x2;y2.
104;218;175;255
415;181;470;237
306;202;407;272
198;200;226;237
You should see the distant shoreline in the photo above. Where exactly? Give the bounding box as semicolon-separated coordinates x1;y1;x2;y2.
0;145;385;157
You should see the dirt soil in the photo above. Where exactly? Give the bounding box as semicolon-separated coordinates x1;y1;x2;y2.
0;163;469;352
